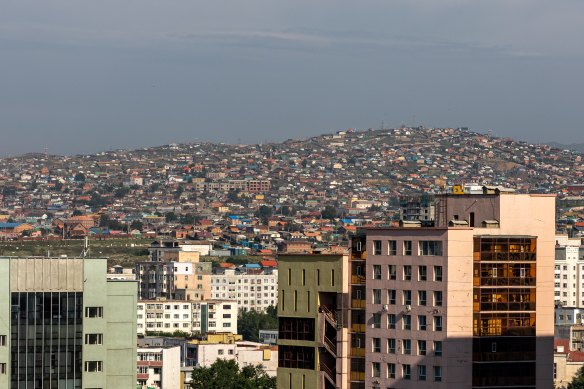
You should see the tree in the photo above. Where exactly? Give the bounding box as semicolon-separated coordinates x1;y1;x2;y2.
191;359;275;389
568;367;584;389
130;220;143;231
165;212;178;223
72;210;83;216
256;205;273;219
237;306;277;342
321;205;338;220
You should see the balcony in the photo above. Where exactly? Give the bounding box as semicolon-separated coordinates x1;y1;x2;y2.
350;347;365;357
351;323;366;333
351;275;365;284
351;299;366;309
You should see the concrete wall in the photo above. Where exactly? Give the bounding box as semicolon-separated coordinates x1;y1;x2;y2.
0;259;10;389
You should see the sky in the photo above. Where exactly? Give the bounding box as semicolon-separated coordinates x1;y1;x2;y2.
1;0;583;156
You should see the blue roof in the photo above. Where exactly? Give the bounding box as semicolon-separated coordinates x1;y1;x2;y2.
0;223;22;228
244;264;261;268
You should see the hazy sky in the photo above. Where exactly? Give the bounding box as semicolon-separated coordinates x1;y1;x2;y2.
1;0;583;156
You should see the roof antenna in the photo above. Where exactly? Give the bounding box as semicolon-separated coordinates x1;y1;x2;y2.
81;236;90;258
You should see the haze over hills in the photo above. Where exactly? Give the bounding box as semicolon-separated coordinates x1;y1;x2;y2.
0;127;582;204
546;142;584;154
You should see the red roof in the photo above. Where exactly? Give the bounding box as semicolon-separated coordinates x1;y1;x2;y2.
218;263;235;268
260;260;278;268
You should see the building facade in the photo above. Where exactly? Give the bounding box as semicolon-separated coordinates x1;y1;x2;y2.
277;253;351;389
0;256;137;388
554;235;584;307
211;267;278;312
137;300;237;336
137;345;181;389
365;192;555;388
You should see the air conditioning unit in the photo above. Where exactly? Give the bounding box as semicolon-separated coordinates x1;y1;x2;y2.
405;305;411;312
381;305;388;312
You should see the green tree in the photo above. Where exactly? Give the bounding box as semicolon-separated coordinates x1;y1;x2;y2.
72;210;83;216
568;367;584;389
191;359;275;389
74;173;86;182
321;205;338;220
130;220;143;231
237;306;277;342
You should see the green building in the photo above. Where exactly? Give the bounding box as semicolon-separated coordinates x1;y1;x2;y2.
0;256;137;388
277;253;351;389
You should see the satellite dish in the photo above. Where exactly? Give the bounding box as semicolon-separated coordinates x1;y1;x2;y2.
41;214;48;220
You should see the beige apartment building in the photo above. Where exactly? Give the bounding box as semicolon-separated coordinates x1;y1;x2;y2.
365;191;555;388
136;240;212;301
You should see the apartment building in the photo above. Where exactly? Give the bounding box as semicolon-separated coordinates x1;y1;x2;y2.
365;191;555;388
137;345;181;389
0;256;137;388
277;253;351;389
211;266;278;312
137;300;237;336
277;190;555;389
554;235;584;307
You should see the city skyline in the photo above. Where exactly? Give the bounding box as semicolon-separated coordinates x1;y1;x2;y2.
1;0;583;156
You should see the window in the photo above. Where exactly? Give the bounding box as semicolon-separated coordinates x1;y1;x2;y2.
403;290;412;305
418;266;427;281
433;366;442;382
418;290;427;306
434;266;443;281
388;240;397;255
403;364;411;380
372;362;381;377
403;339;411;354
404;266;412;281
218;349;224;355
85;334;103;345
302;269;306;286
434;341;442;356
418;365;427;381
0;335;6;346
373;265;382;279
388;314;396;329
388;338;396;353
434;291;443;306
389;265;397;280
389;290;396;305
418;315;427;331
85;361;103;372
418;340;427;355
372;313;381;328
374;240;382;255
373;289;382;304
372;338;381;353
403;315;411;330
404;241;412;256
434;316;443;331
388;363;396;378
0;363;5;374
85;307;103;318
419;241;443;256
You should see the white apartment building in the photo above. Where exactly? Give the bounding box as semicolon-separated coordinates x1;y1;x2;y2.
137;345;181;389
554;235;584;307
211;267;278;312
137;300;237;336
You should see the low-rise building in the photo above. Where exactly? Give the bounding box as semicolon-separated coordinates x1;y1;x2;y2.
137;345;181;389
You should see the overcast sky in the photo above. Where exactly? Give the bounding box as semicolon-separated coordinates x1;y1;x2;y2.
1;0;583;156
